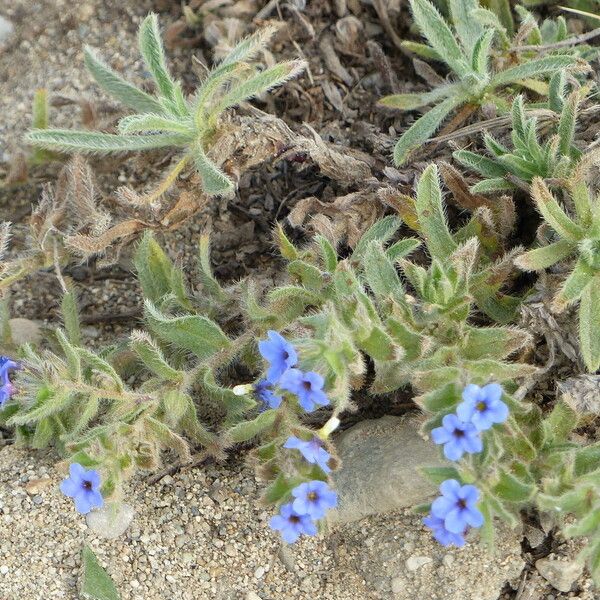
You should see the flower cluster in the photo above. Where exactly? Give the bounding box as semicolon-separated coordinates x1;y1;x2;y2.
431;383;508;461
424;480;484;547
257;331;338;543
59;463;104;515
424;383;509;547
0;356;19;408
269;480;338;543
257;330;330;412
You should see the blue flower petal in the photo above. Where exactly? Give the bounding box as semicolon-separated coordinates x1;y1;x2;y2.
431;496;454;518
443;441;464;461
482;383;503;403
444;507;467;534
439;479;461;499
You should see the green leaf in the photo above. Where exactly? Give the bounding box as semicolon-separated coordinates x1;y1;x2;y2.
316;235;338;272
470;29;495;75
25;130;189;154
449;0;484;53
394;95;463;166
138;13;177;102
134;232;188;305
514;239;575;271
554;258;594;308
409;0;469;76
462;326;531;360
275;224;299;260
288;260;326;290
544;401;578;444
357;326;399;361
386;238;421;262
220;26;278;66
565;508;600;538
61;289;82;347
55;329;82;380
362;241;405;301
118;114;193;135
379;86;456;110
548;69;567;113
227;410;278;442
415;164;457;259
32;88;49;130
161;389;190;426
470;178;516;194
145;301;231;361
420;465;461;484
531;178;584;242
557;89;580;156
130;330;183;381
198;234;227;301
493;469;536;503
453;150;507;177
401;41;443;61
193;143;235;197
77;347;125;392
83;46;164;114
491;55;581;87
574;444;600;477
210;60;306;118
81;546;121;600
352;216;402;260
579;275;600;372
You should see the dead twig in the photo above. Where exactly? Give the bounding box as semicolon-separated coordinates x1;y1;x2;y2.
147;450;212;485
514;26;600;52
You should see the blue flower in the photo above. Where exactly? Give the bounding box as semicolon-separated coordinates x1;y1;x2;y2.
279;369;329;412
258;331;298;384
254;379;282;410
59;463;104;515
457;383;508;431
431;413;482;461
284;436;332;473
0;356;19;408
423;514;466;547
269;502;317;543
291;480;338;519
431;479;484;534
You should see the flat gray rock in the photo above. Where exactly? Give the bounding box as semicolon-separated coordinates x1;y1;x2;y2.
536;557;583;593
86;502;135;539
329;415;448;523
0;16;14;48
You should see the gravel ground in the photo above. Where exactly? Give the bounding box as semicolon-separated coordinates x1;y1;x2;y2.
0;444;373;600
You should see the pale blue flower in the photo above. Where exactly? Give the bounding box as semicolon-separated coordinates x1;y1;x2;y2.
431;413;482;461
258;331;298;384
60;463;104;515
284;436;332;473
457;383;508;431
291;480;338;519
431;479;484;534
279;369;329;412
269;502;317;543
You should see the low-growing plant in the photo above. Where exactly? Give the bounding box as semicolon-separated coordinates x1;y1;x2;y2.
454;85;586;193
25;14;305;200
6;159;600;580
516;170;600;372
2;165;531;503
379;0;589;165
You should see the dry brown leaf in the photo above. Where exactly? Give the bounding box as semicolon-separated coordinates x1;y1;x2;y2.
287;190;383;247
296;124;372;185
